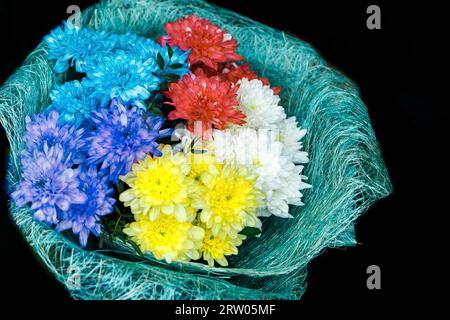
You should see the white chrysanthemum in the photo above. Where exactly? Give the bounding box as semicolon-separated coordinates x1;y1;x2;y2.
211;128;311;218
237;78;286;129
276;117;309;164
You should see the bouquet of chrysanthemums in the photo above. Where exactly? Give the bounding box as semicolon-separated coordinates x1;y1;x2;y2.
11;15;311;267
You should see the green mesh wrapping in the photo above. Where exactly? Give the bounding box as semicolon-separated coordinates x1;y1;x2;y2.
0;0;392;300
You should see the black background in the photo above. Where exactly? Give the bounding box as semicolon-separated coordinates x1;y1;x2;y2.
0;0;444;310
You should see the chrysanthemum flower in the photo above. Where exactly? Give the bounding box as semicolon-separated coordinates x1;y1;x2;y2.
123;215;204;263
110;32;158;58
56;166;115;247
84;51;161;109
189;152;220;182
45;22;114;73
49;80;100;128
276;117;309;164
236;78;286;129
85;101;172;183
221;63;281;95
12;144;86;225
201;227;246;267
119;145;198;222
110;33;190;80
166;72;245;137
21;110;85;164
159;15;243;70
193;164;263;236
211;128;311;218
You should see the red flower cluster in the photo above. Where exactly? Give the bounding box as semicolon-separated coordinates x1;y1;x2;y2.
166;71;245;138
161;15;281;137
159;15;243;70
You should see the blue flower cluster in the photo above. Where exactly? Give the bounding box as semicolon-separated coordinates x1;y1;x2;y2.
45;23;190;110
12;112;94;236
56;166;116;247
82;51;160;109
85;99;172;183
12;23;182;247
13;102;171;246
49;80;100;128
45;22;115;73
12;144;87;225
21;110;85;162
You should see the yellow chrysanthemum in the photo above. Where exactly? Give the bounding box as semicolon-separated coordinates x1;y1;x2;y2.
119;145;198;221
201;227;246;267
188;151;222;181
194;164;264;236
123;215;204;263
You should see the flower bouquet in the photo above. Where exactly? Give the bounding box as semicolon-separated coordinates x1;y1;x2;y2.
0;0;391;300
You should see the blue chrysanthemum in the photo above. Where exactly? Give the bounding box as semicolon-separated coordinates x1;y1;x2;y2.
83;50;161;109
84;99;172;183
110;33;190;79
109;32;159;58
48;80;100;128
45;22;114;73
56;166;115;247
22;110;86;164
11;144;87;225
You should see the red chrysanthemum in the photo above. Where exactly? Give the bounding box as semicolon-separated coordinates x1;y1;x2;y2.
166;71;245;138
221;63;282;95
158;15;243;70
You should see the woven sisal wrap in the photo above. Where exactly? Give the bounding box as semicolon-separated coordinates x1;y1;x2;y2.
0;0;392;299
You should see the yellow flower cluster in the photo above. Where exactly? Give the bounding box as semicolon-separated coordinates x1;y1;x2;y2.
120;145;264;266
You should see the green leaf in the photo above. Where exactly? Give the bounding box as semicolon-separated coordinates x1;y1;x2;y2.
118;230;127;237
148;106;164;117
169;63;184;69
167;45;173;59
162;73;180;83
99;233;105;248
128;240;144;256
189;137;199;150
192;149;207;154
107;220;116;229
113;205;122;216
159;82;169;92
115;233;126;242
120;213;134;219
117;181;125;194
239;227;261;237
157;52;165;69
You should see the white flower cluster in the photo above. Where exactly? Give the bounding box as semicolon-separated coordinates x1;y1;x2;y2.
174;78;311;218
217;78;310;218
236;78;286;129
211;126;310;218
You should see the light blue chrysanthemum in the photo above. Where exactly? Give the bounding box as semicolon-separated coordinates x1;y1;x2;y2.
83;50;161;109
109;32;159;58
110;32;190;79
48;80;100;128
45;22;115;73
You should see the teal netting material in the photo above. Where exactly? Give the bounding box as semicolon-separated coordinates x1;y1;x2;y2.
0;0;392;299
